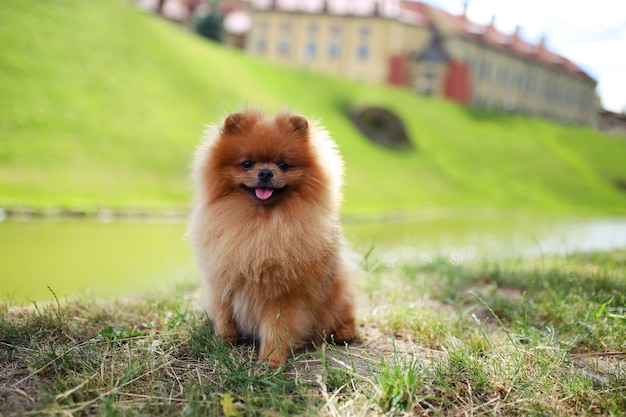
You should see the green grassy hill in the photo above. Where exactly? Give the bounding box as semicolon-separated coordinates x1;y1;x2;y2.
2;0;626;216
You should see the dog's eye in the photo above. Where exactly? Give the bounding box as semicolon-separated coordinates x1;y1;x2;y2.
241;160;254;170
277;161;289;171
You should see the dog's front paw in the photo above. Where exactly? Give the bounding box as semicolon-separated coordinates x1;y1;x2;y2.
215;321;238;345
258;349;284;369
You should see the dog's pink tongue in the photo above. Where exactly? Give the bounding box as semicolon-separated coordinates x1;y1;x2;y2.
255;188;273;200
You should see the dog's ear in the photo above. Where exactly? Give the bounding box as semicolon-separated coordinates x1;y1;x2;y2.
287;115;309;136
276;113;309;138
222;112;249;135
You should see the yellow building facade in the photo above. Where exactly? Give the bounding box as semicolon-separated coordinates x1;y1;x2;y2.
245;0;598;126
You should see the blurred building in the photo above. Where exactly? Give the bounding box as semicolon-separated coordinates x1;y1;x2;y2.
136;0;209;25
597;110;626;136
245;0;598;126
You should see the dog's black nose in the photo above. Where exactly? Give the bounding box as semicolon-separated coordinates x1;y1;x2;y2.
258;169;273;182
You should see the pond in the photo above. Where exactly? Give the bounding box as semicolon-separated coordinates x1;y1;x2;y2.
1;214;626;302
345;214;626;266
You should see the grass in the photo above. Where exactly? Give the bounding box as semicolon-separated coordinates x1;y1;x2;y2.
2;249;624;416
2;0;626;216
2;2;624;414
1;2;625;413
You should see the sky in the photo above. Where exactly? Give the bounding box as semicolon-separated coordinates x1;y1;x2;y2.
423;0;626;113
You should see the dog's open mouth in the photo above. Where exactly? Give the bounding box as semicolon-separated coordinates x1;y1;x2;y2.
255;187;273;201
242;185;284;202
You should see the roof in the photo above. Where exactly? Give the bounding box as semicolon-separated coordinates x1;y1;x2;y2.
400;1;596;85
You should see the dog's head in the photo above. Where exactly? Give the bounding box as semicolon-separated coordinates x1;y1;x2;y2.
206;110;325;207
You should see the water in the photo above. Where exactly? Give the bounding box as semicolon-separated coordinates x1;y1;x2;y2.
0;220;195;302
344;215;626;266
1;215;625;302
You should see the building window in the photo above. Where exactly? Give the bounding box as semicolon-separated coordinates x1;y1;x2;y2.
358;45;369;60
278;21;291;57
278;40;290;55
303;22;320;62
328;41;341;58
306;42;317;59
479;60;490;79
257;40;267;54
328;25;342;59
255;20;269;55
357;26;371;61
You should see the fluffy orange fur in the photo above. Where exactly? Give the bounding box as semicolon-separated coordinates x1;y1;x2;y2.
188;109;356;368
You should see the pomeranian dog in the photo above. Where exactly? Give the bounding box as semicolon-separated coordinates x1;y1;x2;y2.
188;109;356;368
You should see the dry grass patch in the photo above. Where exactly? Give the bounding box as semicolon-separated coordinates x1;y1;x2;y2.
1;250;625;416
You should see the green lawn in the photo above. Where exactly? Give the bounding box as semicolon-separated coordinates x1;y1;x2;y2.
2;249;624;415
1;0;626;216
2;4;625;414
